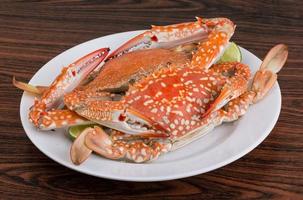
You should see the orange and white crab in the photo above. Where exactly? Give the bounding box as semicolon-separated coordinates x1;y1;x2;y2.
14;17;288;164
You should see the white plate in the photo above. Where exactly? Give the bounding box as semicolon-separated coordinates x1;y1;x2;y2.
20;30;281;182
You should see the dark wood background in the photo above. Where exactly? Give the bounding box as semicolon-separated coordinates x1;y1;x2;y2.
0;1;302;199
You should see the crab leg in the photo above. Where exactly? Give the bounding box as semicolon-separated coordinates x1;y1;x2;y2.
206;44;288;119
252;44;288;102
29;48;110;128
71;126;172;164
214;91;255;124
202;62;251;117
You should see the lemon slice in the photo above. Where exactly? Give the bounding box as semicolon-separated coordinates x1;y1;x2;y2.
68;124;98;140
218;42;242;63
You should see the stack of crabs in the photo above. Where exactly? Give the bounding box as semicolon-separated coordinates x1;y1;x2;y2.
14;17;288;165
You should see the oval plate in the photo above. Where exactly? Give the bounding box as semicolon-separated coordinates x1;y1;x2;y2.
20;30;281;182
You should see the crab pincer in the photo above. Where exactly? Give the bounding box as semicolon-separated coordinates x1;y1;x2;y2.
106;17;210;60
28;47;110;129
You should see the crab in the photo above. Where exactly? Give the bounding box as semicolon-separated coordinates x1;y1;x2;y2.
13;17;288;165
13;17;217;130
14;43;190;130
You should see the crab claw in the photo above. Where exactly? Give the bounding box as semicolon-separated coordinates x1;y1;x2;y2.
29;47;110;127
252;44;288;102
72;98;168;137
107;18;209;59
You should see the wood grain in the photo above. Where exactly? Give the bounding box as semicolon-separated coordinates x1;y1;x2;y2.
0;1;302;199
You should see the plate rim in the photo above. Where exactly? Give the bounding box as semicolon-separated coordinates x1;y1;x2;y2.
19;30;281;182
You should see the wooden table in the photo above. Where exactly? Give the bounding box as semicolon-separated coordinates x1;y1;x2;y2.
1;1;302;199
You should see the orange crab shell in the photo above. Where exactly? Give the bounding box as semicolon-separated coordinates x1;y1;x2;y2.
123;65;227;138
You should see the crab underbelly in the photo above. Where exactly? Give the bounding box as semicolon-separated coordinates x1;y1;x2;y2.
125;67;226;138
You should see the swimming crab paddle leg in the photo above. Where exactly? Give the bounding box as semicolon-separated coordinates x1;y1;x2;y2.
252;44;288;103
215;44;288;122
202;44;287;118
29;48;110;128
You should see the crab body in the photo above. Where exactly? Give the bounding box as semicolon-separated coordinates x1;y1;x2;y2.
13;17;288;164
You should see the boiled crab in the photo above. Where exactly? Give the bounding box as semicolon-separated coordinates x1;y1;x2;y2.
13;17;288;164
